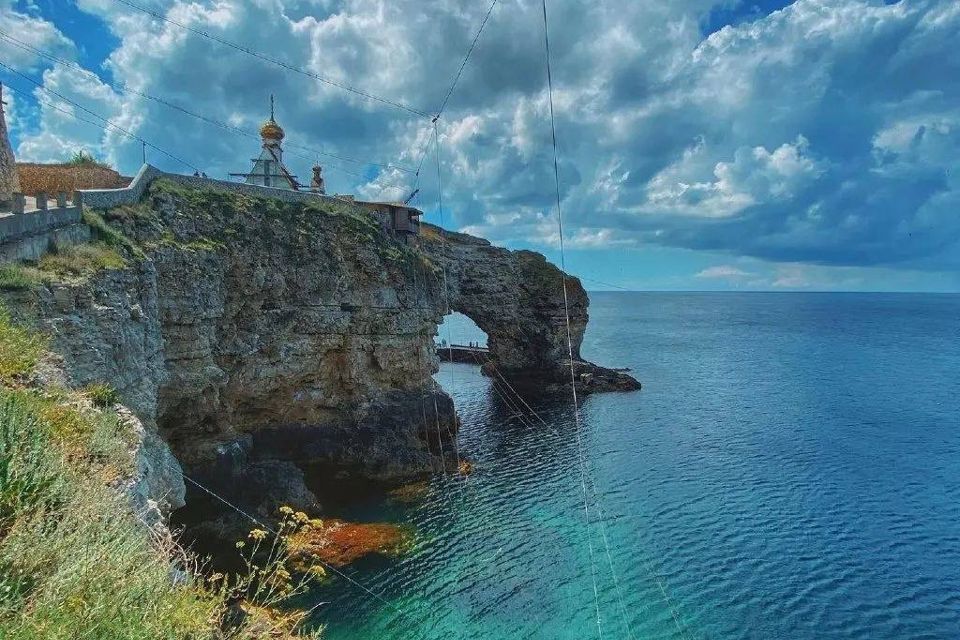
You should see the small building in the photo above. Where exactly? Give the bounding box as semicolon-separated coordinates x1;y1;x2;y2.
349;198;423;242
0;83;22;208
229;95;300;190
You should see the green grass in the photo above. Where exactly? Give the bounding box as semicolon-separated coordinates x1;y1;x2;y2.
82;382;120;408
0;309;44;384
0;265;39;292
0;307;322;639
82;209;146;260
36;242;126;278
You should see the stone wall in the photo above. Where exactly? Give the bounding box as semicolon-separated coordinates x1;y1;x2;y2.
0;205;88;262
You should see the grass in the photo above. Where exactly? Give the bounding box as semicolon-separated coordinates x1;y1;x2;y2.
0;308;44;385
82;209;146;260
0;265;39;292
83;382;120;408
36;242;126;278
0;308;323;639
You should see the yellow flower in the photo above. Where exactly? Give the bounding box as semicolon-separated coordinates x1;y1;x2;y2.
279;505;295;515
248;528;269;541
235;540;246;549
294;511;310;524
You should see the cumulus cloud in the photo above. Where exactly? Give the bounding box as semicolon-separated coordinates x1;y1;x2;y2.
696;265;750;280
0;1;76;71
2;0;958;275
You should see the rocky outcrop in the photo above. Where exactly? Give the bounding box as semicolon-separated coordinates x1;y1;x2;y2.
4;178;636;539
418;225;640;393
0;86;20;206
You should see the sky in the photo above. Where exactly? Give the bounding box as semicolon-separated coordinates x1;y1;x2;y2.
1;0;958;292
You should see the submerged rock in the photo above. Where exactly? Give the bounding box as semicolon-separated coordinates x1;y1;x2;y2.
288;519;413;568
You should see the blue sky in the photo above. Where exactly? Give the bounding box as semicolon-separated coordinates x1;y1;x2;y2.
1;0;958;292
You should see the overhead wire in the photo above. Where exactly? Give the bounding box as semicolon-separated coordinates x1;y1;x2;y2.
0;30;415;186
539;0;604;636
0;65;201;173
412;0;498;190
434;0;498;120
112;0;432;118
432;122;463;473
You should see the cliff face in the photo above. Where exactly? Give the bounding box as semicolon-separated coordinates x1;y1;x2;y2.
6;179;636;533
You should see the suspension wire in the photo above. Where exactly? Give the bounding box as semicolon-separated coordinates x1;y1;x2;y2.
435;0;498;120
576;275;634;292
0;72;201;173
432;121;464;474
459;336;692;640
112;0;431;118
410;0;498;192
539;1;604;636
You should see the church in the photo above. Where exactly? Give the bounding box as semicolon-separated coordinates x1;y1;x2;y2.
231;96;422;242
230;95;325;194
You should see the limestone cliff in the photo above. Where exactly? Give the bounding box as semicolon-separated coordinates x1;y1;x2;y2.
3;179;637;537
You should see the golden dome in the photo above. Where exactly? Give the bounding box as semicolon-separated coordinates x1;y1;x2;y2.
260;118;284;141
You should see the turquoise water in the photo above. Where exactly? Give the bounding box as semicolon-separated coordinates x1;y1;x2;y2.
306;292;960;639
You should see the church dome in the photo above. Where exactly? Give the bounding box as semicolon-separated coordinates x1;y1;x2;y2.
260;118;284;141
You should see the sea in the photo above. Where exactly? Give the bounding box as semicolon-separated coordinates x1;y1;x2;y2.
303;292;960;639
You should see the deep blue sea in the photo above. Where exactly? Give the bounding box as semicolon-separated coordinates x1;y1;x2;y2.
307;292;960;639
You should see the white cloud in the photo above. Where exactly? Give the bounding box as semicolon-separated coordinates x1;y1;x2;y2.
695;265;750;280
2;0;958;273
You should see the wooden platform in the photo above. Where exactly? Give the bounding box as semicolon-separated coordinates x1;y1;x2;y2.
436;343;489;364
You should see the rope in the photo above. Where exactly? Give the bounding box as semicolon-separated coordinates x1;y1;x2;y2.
112;0;431;118
539;1;603;636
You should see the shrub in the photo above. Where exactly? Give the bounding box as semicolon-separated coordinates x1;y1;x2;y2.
83;382;120;408
15;162;128;197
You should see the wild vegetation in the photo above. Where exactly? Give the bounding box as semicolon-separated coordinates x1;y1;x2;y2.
0;306;324;638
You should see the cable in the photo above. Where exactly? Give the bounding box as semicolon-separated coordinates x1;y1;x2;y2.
412;0;498;189
539;1;603;637
0;70;201;173
0;30;415;177
576;275;634;292
434;0;498;119
433;121;463;472
112;0;431;118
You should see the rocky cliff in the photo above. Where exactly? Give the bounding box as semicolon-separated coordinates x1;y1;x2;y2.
2;179;637;538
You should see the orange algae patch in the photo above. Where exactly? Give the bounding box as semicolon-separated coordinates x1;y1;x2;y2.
388;480;430;504
288;519;412;569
